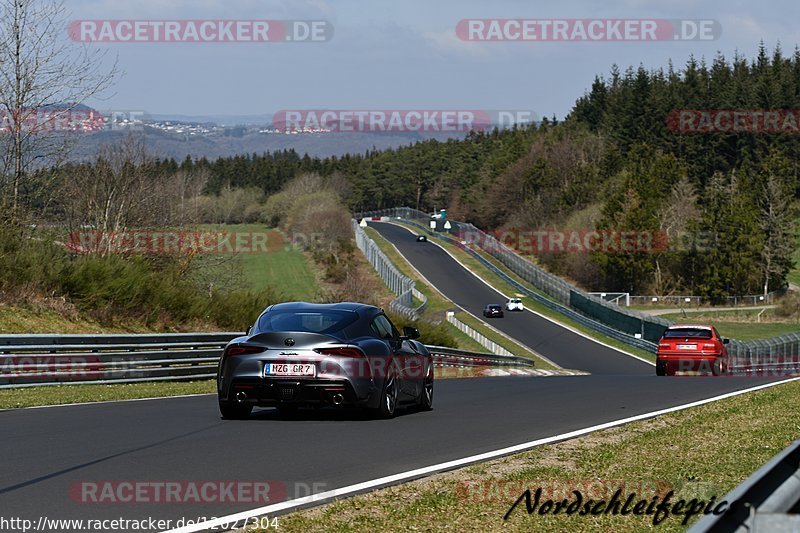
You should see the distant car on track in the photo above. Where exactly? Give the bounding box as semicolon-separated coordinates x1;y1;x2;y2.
217;302;434;419
483;304;504;318
416;234;428;242
505;297;524;312
656;325;730;376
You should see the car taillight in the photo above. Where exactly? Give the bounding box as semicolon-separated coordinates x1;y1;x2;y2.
223;345;263;357
315;347;366;358
658;343;670;348
702;343;716;349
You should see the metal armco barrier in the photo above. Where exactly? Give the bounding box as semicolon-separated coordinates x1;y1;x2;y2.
353;219;427;319
688;438;800;532
0;333;534;389
426;345;534;368
446;314;516;357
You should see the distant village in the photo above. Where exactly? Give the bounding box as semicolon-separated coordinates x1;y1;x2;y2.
2;108;332;136
128;118;332;137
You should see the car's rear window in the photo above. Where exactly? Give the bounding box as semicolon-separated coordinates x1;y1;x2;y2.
663;328;712;339
257;310;358;335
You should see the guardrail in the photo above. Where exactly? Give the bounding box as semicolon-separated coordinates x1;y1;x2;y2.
446;313;516;357
0;333;534;389
688;438;800;532
352;219;427;319
426;345;534;369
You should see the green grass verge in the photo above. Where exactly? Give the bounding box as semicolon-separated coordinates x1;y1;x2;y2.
269;379;800;532
191;224;318;300
0;380;216;409
391;222;655;363
457;312;556;369
0;304;155;334
363;226;554;367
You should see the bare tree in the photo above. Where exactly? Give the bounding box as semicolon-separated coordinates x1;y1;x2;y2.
758;175;794;297
62;135;162;254
653;177;700;294
172;167;209;225
0;0;117;221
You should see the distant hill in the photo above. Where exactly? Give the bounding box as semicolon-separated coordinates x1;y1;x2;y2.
65;127;462;161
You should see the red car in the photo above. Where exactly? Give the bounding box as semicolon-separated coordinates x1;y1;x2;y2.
656;325;730;376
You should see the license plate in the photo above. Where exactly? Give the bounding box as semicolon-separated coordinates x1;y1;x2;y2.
264;363;315;377
677;344;697;350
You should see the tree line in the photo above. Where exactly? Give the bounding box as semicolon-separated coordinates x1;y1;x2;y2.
17;44;800;301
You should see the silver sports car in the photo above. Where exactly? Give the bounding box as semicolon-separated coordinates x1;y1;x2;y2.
217;302;434;419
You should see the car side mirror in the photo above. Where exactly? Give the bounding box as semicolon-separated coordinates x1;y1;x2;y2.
723;338;730;344
402;326;420;340
246;325;253;335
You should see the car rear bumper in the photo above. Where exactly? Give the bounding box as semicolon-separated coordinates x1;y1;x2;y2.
222;377;375;407
218;351;381;407
657;353;722;372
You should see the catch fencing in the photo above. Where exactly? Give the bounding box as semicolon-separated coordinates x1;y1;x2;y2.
352;219;427;319
727;334;800;375
0;333;533;389
629;293;780;307
356;208;800;374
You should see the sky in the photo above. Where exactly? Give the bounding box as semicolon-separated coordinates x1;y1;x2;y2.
66;0;800;120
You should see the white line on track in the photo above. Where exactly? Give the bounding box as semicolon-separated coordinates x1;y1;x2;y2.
162;377;800;533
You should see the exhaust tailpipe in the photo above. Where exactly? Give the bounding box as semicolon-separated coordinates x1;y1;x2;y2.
235;391;247;403
332;393;344;405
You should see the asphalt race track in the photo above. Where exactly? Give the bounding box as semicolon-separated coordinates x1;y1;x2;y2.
0;221;788;532
370;221;651;374
0;376;783;530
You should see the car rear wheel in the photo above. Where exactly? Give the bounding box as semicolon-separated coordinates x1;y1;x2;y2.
417;364;434;411
219;400;253;420
656;360;666;376
712;357;725;376
375;367;398;419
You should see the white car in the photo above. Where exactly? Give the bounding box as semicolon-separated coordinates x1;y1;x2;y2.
505;298;524;311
